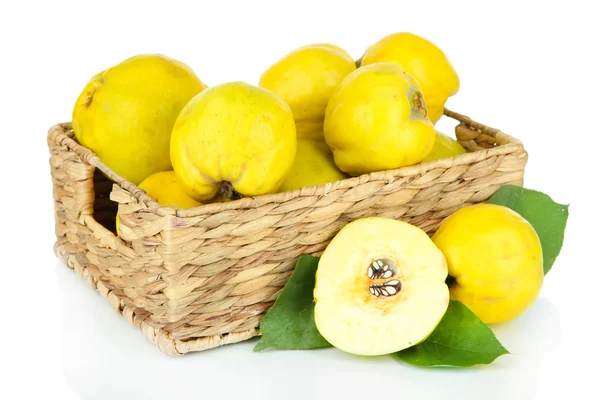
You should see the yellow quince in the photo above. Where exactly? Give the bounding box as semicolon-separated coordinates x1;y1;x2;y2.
279;139;347;192
137;171;202;208
324;63;435;176
116;170;202;236
72;54;207;184
423;131;467;162
432;204;544;324
360;32;459;123
259;44;356;141
170;82;297;201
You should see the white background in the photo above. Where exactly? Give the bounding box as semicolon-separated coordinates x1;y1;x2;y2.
1;1;599;399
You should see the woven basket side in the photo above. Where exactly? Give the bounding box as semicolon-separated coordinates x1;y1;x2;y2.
156;109;526;218
60;233;257;356
49;124;96;262
49;109;528;355
48;125;174;319
445;109;522;151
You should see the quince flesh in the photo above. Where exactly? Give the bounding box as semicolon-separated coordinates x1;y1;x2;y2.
314;217;449;356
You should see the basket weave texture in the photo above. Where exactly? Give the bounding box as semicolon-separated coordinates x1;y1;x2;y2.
48;109;527;356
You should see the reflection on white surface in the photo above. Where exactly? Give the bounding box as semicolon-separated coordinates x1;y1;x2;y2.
56;261;563;400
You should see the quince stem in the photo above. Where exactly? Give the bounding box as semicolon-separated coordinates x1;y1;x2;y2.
218;181;243;201
413;92;427;118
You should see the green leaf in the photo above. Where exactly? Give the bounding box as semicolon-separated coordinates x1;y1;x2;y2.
395;301;508;367
488;185;569;274
254;256;331;352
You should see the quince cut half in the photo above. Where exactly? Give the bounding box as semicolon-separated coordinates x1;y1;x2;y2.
314;217;449;356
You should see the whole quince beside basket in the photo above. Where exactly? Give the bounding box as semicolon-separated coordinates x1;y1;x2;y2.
48;31;568;365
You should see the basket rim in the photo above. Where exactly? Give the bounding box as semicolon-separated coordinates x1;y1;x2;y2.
48;108;525;218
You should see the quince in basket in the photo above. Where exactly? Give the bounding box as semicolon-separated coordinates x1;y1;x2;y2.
314;217;449;356
360;32;460;124
423;130;467;162
170;82;297;202
432;204;544;324
116;170;202;236
279;139;347;192
134;171;203;209
324;63;435;176
72;54;207;185
260;43;356;141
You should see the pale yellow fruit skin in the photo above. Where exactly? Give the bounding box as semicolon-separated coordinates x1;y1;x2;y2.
72;54;207;185
259;44;356;141
138;171;203;209
314;217;449;356
423;131;467;162
170;82;297;201
361;32;460;123
324;63;435;176
279;139;347;192
115;171;201;236
432;204;544;324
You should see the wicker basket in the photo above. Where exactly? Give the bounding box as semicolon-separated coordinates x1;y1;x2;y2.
48;109;527;356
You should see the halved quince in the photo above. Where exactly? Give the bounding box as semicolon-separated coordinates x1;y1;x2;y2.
314;217;449;356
